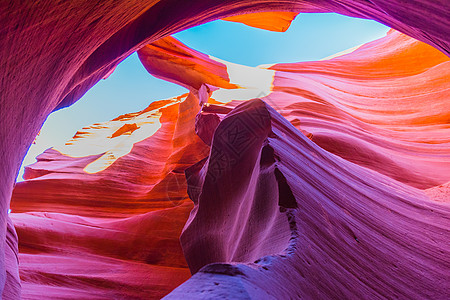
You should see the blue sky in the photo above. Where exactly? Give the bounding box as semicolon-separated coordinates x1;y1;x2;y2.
17;13;389;181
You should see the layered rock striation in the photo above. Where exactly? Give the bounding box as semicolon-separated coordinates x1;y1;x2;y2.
169;98;448;299
10;26;450;298
1;1;449;299
12;93;209;298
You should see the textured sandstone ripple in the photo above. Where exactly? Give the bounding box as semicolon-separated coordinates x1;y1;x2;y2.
1;2;449;299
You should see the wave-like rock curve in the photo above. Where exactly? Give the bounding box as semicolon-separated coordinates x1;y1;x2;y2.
11;93;209;298
1;2;449;299
168;98;449;299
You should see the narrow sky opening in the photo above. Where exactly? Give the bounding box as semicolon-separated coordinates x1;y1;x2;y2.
174;13;389;66
16;13;389;182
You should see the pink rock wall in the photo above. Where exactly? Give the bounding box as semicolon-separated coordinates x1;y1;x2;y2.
170;98;448;299
12;28;450;298
1;1;449;298
135;32;448;298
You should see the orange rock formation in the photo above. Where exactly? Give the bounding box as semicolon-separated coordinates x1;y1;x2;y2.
1;2;449;299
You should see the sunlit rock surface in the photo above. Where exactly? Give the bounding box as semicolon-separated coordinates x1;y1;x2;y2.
1;1;450;299
10;26;450;299
139;30;450;189
12;93;209;298
139;30;448;299
266;30;450;189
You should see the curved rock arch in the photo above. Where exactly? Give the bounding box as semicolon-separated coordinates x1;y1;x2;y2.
1;1;449;298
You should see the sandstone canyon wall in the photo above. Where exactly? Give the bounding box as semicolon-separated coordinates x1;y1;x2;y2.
11;28;450;299
1;1;450;299
12;94;208;298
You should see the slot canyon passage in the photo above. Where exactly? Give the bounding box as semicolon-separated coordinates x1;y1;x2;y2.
1;1;450;299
